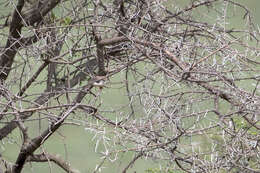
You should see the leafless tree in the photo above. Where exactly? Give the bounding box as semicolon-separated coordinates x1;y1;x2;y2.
0;0;260;172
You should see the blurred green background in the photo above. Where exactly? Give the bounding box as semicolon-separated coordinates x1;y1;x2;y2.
0;0;260;172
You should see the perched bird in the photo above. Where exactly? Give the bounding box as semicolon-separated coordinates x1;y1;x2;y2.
93;79;105;88
89;76;106;90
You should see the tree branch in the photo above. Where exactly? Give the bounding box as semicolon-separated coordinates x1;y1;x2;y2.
0;0;25;81
23;0;61;26
12;103;79;172
27;153;79;173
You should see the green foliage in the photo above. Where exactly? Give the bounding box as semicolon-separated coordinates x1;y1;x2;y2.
50;11;57;22
63;17;72;26
233;117;248;129
233;116;258;135
50;12;72;26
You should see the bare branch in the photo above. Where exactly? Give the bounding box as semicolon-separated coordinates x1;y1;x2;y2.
27;153;79;173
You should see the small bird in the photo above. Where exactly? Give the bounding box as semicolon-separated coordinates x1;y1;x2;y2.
93;79;105;88
89;76;106;90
